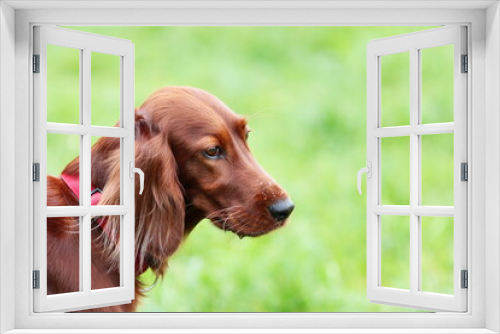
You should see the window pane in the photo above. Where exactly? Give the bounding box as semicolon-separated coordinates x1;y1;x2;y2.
381;136;410;205
91;215;121;290
91;52;121;127
421;45;454;124
421;216;454;295
421;133;454;206
381;52;410;127
47;133;80;206
47;216;81;294
91;136;121;206
47;45;80;124
381;215;410;290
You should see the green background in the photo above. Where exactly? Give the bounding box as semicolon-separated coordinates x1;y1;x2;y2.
46;26;455;312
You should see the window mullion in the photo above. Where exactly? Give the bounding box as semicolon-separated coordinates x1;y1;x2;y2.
409;47;420;294
81;47;92;294
46;123;129;137
417;47;423;294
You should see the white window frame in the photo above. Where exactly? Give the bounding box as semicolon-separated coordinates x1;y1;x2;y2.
0;1;498;333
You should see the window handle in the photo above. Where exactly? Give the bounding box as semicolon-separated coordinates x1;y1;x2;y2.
129;162;145;195
357;162;372;195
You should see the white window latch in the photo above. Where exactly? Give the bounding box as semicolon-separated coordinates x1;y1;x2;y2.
129;162;145;195
357;162;372;195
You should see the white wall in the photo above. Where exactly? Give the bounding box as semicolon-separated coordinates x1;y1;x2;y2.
1;3;497;332
0;2;16;333
486;2;500;333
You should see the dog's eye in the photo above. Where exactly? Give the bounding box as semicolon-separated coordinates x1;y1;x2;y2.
204;146;223;159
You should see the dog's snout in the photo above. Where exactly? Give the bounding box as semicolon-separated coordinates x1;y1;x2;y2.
268;199;294;222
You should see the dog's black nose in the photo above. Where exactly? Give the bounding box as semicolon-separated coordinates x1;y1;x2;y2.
268;199;295;222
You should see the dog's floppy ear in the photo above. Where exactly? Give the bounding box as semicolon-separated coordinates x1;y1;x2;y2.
99;108;185;277
133;132;185;276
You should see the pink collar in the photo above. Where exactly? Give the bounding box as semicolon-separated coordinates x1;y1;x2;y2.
61;173;103;206
60;173;148;276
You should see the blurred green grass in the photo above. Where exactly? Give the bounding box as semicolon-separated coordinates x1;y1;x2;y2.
47;26;454;312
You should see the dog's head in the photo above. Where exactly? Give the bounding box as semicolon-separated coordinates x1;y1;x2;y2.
97;86;294;274
136;86;294;239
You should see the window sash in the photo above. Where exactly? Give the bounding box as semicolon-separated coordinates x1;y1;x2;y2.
32;25;136;313
366;26;468;312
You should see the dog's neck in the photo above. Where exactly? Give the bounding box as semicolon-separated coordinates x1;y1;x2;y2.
184;205;205;235
63;151;206;239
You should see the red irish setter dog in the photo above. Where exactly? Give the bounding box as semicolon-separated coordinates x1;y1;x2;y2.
46;87;294;312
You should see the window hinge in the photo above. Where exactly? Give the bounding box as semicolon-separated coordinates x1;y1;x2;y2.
33;270;40;289
461;162;468;182
461;270;468;289
33;163;40;182
461;54;468;73
33;54;40;73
